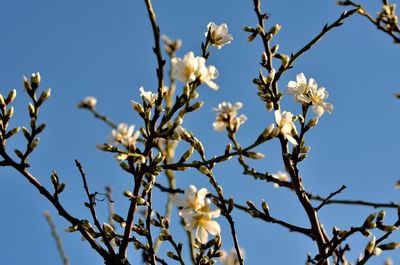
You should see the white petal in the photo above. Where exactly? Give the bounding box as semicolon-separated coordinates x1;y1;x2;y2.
296;73;306;84
312;105;325;117
197;188;208;201
205;220;221;235
274;110;282;125
323;102;333;113
196;226;209;244
285;134;298;145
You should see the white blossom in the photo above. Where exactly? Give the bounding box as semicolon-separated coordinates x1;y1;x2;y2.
206;22;233;49
287;73;333;116
220;248;245;265
287;73;308;103
139;86;158;105
213;101;247;132
109;123;140;148
271;171;289;188
77;96;97;109
174;185;221;244
171;51;219;90
173;185;208;213
275;110;298;145
181;200;221;244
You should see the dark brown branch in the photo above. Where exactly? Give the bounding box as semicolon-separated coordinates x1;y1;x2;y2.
0;153;110;260
153;183;313;239
274;9;358;84
315;185;347;211
310;196;399;209
75;160;116;255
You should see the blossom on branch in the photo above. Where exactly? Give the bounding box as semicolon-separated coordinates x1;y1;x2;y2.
220;248;245;265
206;22;233;49
139;86;158;105
213;101;247;132
182;201;221;244
109;123;140;148
173;185;221;244
287;73;333;116
171;51;219;90
173;185;208;213
275;110;298;145
77;96;97;109
271;171;289;188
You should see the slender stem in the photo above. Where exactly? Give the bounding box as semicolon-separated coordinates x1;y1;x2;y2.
43;211;70;265
75;160;116;255
145;190;156;265
0;152;110;259
315;185;347;211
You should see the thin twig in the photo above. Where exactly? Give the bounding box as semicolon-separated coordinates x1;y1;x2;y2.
315;185;347;211
43;211;70;265
75;160;116;255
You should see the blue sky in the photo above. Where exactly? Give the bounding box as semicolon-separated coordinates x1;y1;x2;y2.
0;0;399;264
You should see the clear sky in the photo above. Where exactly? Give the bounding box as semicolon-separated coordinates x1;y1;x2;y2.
0;0;399;264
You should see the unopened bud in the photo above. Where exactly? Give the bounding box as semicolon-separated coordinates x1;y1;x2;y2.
216;185;223;196
39;88;51;103
247;152;265;159
365;236;376;255
363;213;376;228
266;68;276;83
262;124;275;138
306;117;319;129
181;146;194;162
198;165;211;176
0;95;4;107
131;101;144;114
269;24;282;35
225;143;232;154
261;199;269;213
6;89;17;104
31;72;41;89
281;54;290;68
28;103;35;117
188;101;204;112
96;143;113;151
271;127;280;138
123;191;133;198
377;210;386;221
379;242;400;250
174;117;183;127
261;52;268;64
23;76;32;91
270;44;279;54
381;225;398;232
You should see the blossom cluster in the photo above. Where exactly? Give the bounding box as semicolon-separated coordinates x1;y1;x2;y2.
287;73;333;117
173;185;221;244
172;51;219;90
213;101;247;132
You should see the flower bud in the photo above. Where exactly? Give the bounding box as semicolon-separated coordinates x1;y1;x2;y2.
31;72;41;89
261;199;270;214
131;101;144;114
365;236;376;255
281;54;290;68
269;24;282;35
6;89;17;104
23;76;32;92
